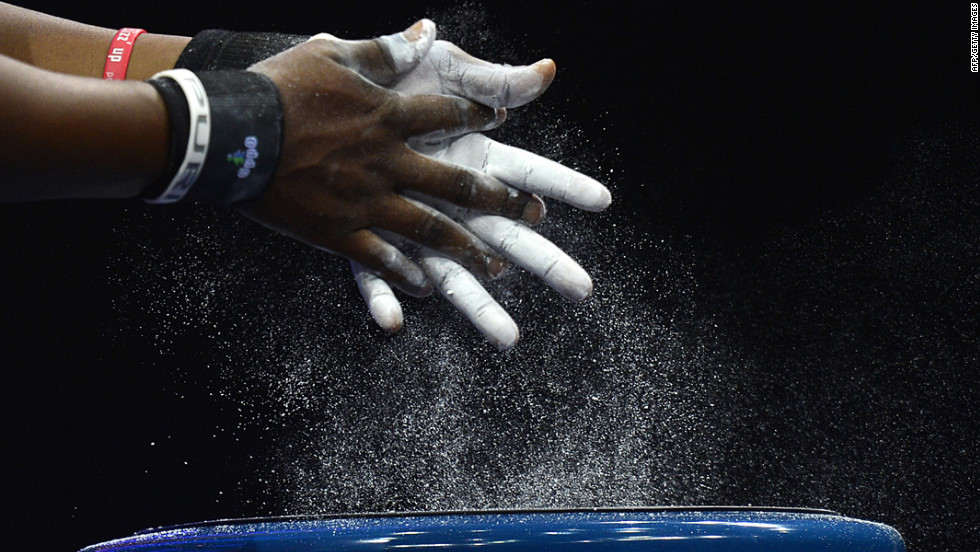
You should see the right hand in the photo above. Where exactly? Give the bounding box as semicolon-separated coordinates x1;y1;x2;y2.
242;35;546;297
311;22;611;349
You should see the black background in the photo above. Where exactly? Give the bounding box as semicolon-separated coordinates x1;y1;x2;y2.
1;1;977;551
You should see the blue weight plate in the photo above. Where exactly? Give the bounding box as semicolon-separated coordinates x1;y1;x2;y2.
81;507;904;551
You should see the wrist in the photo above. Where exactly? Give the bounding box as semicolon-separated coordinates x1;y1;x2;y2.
127;33;192;80
145;69;283;205
176;30;308;70
103;28;145;80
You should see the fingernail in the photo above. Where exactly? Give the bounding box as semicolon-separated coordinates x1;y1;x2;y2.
416;281;434;296
570;177;612;212
532;58;557;83
404;20;425;41
404;19;434;42
532;58;555;70
486;256;509;279
483;107;507;130
406;270;433;297
371;302;404;333
521;196;546;225
488;321;520;351
589;182;613;211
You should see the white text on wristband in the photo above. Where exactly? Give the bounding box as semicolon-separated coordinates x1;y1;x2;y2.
103;28;146;81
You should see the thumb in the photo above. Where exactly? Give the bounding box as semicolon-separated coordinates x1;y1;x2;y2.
384;19;437;74
309;19;436;85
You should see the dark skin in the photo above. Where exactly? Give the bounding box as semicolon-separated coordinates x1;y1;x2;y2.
245;38;545;293
0;2;188;79
0;5;545;296
0;53;170;199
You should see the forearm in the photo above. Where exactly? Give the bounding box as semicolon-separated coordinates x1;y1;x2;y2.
0;53;169;200
0;2;189;79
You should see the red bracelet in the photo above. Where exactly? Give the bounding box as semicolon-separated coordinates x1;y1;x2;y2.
103;28;146;80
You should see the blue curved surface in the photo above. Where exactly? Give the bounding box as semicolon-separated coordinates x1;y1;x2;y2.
81;508;904;552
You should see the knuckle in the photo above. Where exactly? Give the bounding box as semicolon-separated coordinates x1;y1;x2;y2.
367;38;399;80
374;93;403;129
450;168;479;204
450;98;471;131
500;188;528;218
439;49;460;77
304;37;344;64
373;245;403;274
417;215;448;243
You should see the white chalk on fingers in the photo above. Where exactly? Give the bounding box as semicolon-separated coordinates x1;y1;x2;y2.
416;196;592;302
427;41;549;108
420;254;519;350
309;20;435;82
484;139;611;211
374;19;435;73
463;213;593;302
351;261;404;332
440;135;612;212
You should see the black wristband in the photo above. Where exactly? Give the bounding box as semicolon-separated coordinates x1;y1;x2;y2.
144;69;284;205
190;71;283;204
145;77;191;201
176;30;308;71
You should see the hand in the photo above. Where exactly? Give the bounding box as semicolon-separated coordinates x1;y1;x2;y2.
242;34;546;297
313;23;611;349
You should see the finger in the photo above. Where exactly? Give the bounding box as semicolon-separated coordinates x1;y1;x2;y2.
338;229;432;297
419;40;557;108
438;134;612;212
374;195;509;280
419;253;519;351
464;213;592;302
395;94;505;141
393;151;544;224
309;19;436;85
427;198;591;302
351;260;404;332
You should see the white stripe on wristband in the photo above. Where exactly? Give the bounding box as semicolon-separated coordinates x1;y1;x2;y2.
145;69;211;204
